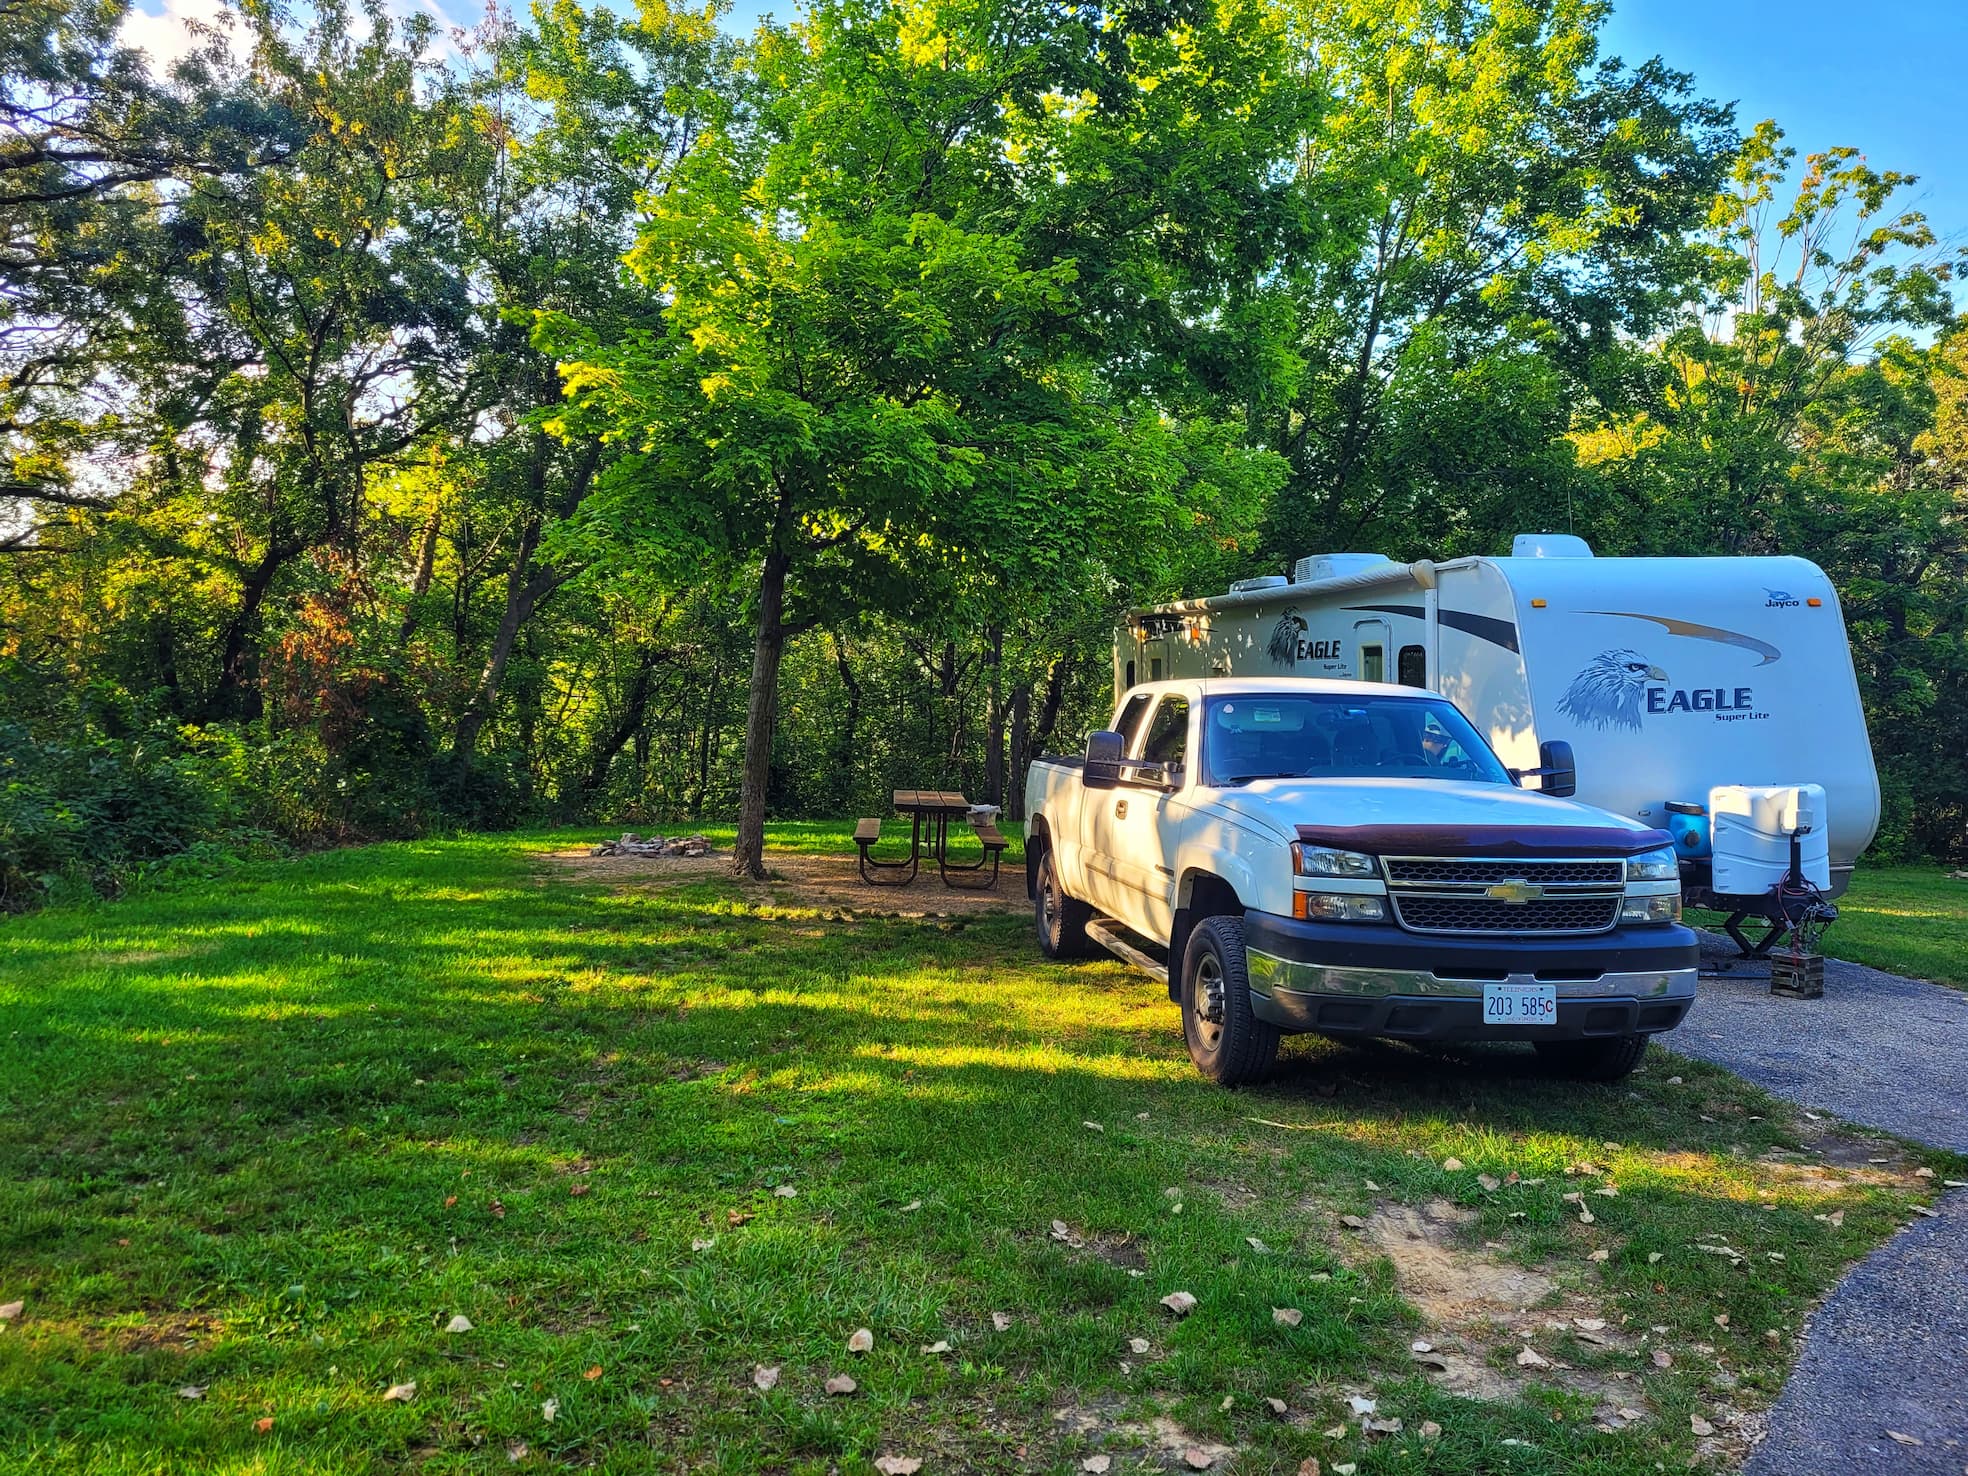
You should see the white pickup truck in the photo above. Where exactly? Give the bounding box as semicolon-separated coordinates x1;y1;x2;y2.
1023;678;1698;1085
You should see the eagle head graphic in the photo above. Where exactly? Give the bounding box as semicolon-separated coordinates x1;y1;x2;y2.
1267;608;1308;666
1557;648;1668;732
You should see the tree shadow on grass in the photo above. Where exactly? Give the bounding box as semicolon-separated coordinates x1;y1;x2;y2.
0;839;1937;1474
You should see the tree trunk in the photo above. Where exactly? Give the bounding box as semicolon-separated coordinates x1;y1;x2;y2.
154;618;185;718
398;504;443;643
577;648;661;800
450;514;544;765
447;434;598;765
204;533;305;721
983;625;1005;806
831;631;862;810
1031;656;1071;757
691;655;718;815
732;544;792;880
1006;680;1031;821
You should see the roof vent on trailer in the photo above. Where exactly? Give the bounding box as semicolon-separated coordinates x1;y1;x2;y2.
1228;574;1289;594
1292;552;1394;584
1512;532;1594;558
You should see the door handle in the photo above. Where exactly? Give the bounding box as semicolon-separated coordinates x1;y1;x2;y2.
1113;798;1129;819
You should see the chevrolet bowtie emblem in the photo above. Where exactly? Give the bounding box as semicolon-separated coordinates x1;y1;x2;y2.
1486;881;1544;904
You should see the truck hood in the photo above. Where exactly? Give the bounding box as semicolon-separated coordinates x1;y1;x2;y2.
1202;778;1669;857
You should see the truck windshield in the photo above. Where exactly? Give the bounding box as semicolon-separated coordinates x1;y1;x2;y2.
1201;694;1513;786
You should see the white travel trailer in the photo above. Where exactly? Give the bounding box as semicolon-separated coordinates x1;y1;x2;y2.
1119;534;1880;930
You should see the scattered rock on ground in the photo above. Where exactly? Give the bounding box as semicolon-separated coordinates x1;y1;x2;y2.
589;832;714;858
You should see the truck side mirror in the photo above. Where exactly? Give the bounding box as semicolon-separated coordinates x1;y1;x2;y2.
1536;739;1577;797
1084;729;1125;790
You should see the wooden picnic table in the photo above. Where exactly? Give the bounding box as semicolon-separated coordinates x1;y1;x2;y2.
855;790;1008;889
892;789;973;862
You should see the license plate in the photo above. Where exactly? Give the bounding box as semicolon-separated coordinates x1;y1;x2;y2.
1483;983;1558;1026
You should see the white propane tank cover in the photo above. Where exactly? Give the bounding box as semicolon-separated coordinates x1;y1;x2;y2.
1511;532;1595;558
1709;784;1832;895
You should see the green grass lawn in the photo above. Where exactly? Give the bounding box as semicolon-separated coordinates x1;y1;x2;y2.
1816;865;1968;989
1;825;1956;1475
1688;863;1968;989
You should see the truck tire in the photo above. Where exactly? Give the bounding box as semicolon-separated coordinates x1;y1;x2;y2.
1181;915;1279;1087
1534;1033;1650;1082
1034;847;1094;960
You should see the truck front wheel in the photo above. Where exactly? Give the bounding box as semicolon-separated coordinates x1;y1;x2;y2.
1534;1034;1650;1082
1034;847;1094;960
1181;916;1280;1087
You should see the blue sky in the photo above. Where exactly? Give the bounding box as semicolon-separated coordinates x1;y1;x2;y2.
1601;0;1967;241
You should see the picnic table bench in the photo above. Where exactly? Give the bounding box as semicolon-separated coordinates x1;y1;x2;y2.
855;789;1008;889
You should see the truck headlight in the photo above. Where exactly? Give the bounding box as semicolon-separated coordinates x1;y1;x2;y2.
1294;891;1388;923
1625;846;1680;883
1292;844;1379;879
1620;894;1682;924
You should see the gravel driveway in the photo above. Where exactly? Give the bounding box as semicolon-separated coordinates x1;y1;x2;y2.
1662;937;1968;1475
1665;936;1968;1152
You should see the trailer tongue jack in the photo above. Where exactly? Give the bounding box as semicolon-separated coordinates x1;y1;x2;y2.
1720;822;1838;988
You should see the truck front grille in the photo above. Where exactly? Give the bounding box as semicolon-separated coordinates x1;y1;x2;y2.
1383;858;1626;887
1382;855;1625;936
1390;894;1622;935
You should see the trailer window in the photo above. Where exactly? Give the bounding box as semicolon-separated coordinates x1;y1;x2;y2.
1398;644;1426;688
1360;643;1385;682
1124;658;1136;689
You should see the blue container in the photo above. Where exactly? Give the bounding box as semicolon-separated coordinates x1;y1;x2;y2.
1665;808;1712;860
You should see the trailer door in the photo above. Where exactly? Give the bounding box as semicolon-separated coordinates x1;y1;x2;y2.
1353;618;1391;682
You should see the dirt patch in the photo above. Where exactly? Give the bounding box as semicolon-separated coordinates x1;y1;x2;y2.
1795;1118;1908;1171
99;1312;223;1354
1359;1199;1648;1411
1087;1231;1149;1271
1364;1199;1554;1325
1033;1221;1150;1273
1194;1180;1260;1213
1420;1348;1518;1402
1053;1404;1236;1471
1127;1417;1237;1469
536;847;1028;919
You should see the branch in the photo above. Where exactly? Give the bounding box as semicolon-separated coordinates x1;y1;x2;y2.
1;481;112;509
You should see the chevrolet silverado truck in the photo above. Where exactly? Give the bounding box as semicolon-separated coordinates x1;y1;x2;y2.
1023;678;1698;1085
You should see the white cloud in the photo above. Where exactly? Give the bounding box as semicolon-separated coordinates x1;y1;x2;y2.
118;0;477;75
118;0;238;69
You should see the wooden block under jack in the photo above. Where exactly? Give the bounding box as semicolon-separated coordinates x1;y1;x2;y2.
1770;951;1825;999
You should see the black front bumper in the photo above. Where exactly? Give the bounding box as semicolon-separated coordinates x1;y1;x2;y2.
1240;911;1699;1043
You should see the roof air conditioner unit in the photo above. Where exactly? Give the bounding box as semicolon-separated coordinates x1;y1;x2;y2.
1511;533;1594;558
1292;553;1394;584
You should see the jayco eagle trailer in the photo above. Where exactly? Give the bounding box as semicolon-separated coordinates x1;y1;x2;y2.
1118;534;1880;930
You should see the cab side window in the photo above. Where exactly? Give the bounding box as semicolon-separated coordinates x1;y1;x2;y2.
1113;693;1153;749
1140;695;1191;771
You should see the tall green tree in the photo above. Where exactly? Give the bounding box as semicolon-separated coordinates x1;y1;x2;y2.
1576;127;1964;851
1254;0;1735;563
437;0;731;768
550;0;1287;876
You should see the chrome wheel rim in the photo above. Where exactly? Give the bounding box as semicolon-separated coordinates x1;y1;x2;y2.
1193;951;1225;1051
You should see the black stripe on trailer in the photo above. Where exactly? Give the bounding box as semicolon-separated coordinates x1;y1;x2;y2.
1343;604;1522;655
